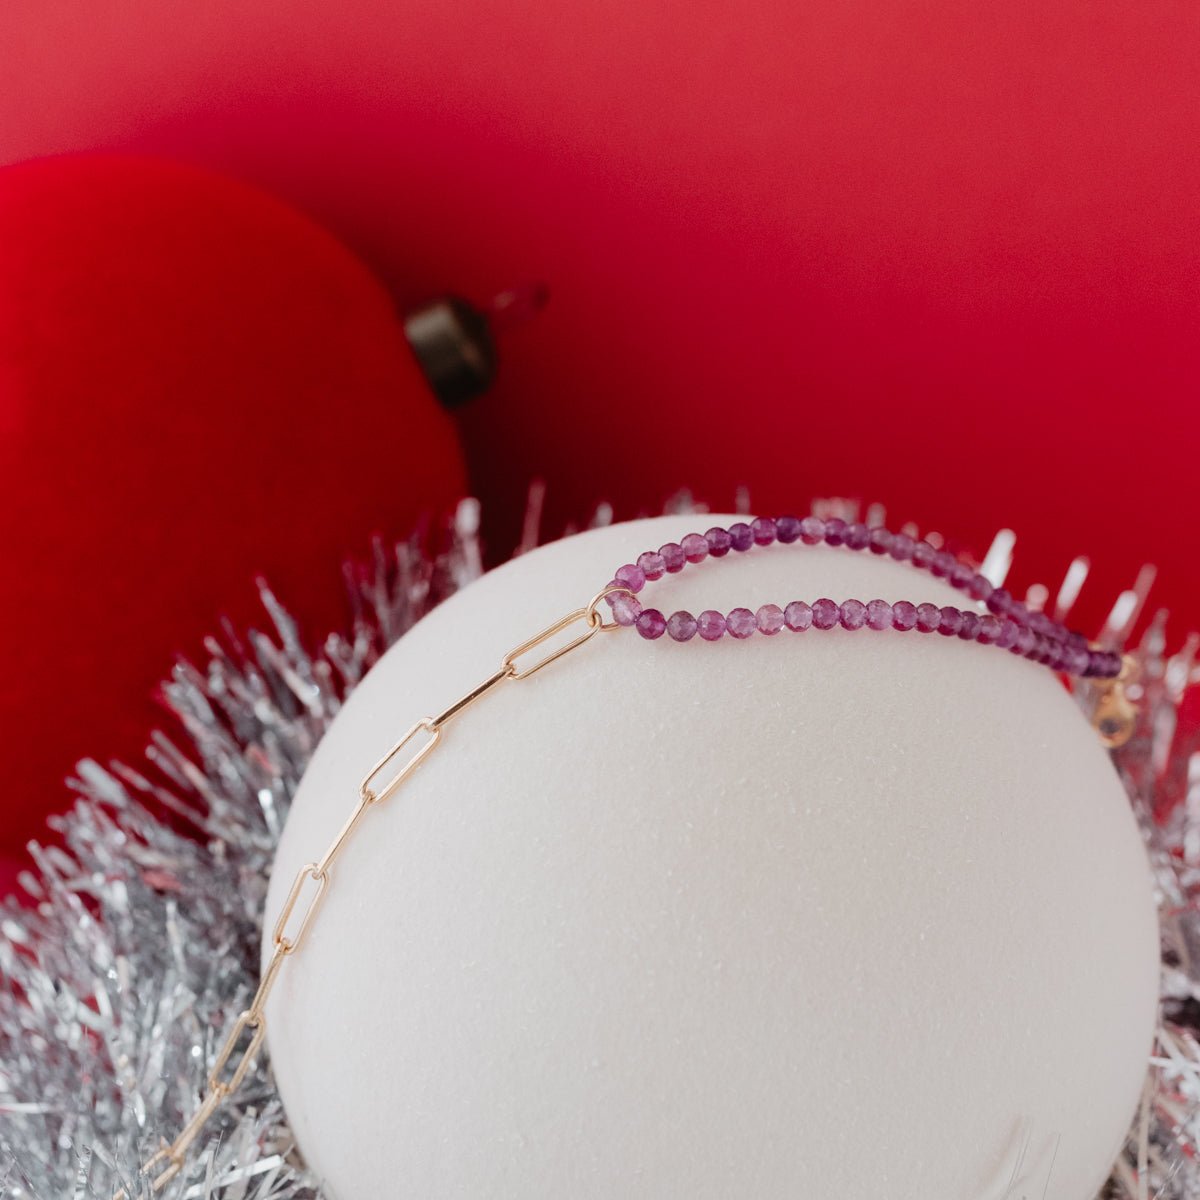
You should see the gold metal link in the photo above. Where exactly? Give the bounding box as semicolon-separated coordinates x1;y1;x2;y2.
359;717;441;806
208;1009;267;1095
503;607;602;679
118;594;616;1195
432;667;512;728
272;862;329;955
587;584;636;631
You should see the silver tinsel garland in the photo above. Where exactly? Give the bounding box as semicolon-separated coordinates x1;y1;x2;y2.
1;495;1198;1199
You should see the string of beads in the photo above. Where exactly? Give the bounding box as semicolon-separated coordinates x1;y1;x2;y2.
604;515;1123;680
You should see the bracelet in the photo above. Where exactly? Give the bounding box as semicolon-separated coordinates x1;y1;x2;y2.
602;515;1125;681
118;521;1135;1195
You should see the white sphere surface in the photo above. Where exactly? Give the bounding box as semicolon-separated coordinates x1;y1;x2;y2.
264;515;1158;1200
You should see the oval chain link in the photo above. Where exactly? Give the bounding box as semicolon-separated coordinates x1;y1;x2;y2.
115;587;631;1197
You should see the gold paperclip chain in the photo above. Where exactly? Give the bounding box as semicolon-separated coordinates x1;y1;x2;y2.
115;587;630;1198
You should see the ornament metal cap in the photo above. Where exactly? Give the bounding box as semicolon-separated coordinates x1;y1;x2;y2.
403;285;548;409
403;295;496;408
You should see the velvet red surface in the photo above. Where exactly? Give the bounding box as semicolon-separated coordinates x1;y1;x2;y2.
0;155;465;864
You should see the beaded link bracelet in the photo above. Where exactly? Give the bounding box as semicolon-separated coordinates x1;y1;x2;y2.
120;513;1136;1196
603;515;1125;682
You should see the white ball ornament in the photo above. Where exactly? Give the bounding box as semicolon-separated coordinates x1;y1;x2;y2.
264;515;1158;1200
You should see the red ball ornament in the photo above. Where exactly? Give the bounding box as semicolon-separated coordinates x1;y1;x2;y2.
0;153;466;865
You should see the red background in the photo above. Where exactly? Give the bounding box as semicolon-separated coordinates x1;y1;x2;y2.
0;2;1197;861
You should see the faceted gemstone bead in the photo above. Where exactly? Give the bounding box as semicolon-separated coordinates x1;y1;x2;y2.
868;527;893;555
705;526;733;557
729;522;755;552
614;562;646;592
958;611;981;640
931;550;956;578
891;600;918;631
967;574;994;603
636;608;667;639
997;619;1022;650
751;516;777;546
784;600;813;631
888;532;916;561
667;610;698;641
697;609;727;640
986;587;1012;616
812;598;839;629
949;561;974;589
660;542;686;573
977;615;1002;644
1064;644;1089;675
637;550;666;581
775;514;803;544
727;607;757;638
916;602;941;632
912;541;936;569
839;599;867;630
756;603;785;635
823;518;848;546
937;606;964;636
681;532;709;563
609;592;643;626
799;516;825;545
1013;627;1036;656
866;599;892;630
844;523;870;551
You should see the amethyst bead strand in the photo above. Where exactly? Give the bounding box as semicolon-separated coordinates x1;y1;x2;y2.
609;516;1118;679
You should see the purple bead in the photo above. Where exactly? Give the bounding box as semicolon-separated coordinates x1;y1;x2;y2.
729;522;755;552
912;541;936;569
637;550;666;581
844;523;870;551
889;532;916;561
958;611;981;640
1013;627;1036;656
937;606;964;636
799;516;825;545
949;561;974;589
812;598;840;630
977;615;1002;644
986;587;1012;616
967;574;994;603
636;608;667;640
614;563;646;593
868;527;893;555
931;550;956;579
727;607;757;638
866;599;892;630
681;533;709;564
839;599;867;630
705;526;733;557
916;602;941;633
784;600;813;631
891;600;918;631
1064;644;1089;675
659;542;686;573
756;603;785;635
823;517;848;546
997;619;1022;650
775;514;803;544
697;609;727;640
751;516;777;546
609;592;643;627
667;610;698;642
1008;600;1030;627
